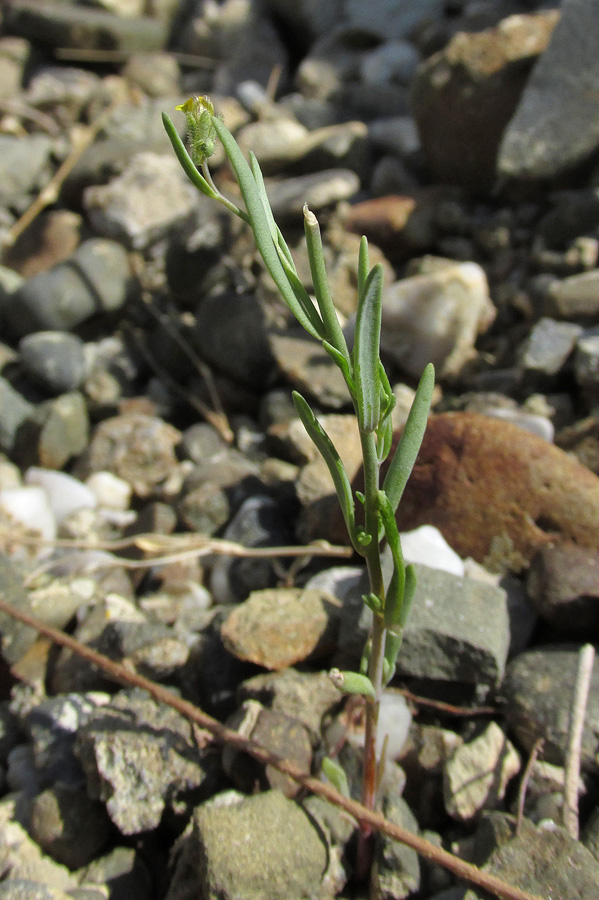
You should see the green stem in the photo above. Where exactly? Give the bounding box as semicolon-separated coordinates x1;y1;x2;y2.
356;428;387;880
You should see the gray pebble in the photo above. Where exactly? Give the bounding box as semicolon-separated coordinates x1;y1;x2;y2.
19;333;85;395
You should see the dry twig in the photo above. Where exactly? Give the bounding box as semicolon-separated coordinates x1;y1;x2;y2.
563;643;595;839
0;596;543;900
516;736;544;836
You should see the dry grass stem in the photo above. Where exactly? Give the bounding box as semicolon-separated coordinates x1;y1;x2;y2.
516;736;544;836
563;643;595;839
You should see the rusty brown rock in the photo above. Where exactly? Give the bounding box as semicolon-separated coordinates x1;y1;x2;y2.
394;412;599;570
220;587;341;671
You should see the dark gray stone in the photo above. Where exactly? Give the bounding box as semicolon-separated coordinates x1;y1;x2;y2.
519;317;582;376
0;135;53;208
4;240;132;339
372;795;420;900
0;378;36;456
75;690;206;834
498;0;599;179
19;333;85;396
29;784;112;869
209;495;294;604
527;542;599;636
503;645;599;772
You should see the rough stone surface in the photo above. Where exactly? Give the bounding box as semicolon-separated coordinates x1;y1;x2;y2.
526;541;599;636
380;260;496;380
220;587;341;670
503;645;599;772
75;689;206;834
392;412;599;570
84;152;197;250
443;723;520;821
464;821;599;900
498;0;599;179
191;790;327;900
412;12;559;189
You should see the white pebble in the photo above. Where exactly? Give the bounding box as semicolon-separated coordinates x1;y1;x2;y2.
86;470;132;510
400;524;465;576
25;467;96;523
376;691;412;760
0;485;56;540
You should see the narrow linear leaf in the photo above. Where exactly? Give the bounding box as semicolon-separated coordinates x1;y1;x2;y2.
292;391;357;546
383;362;435;512
357;235;370;302
353;264;384;433
304;205;350;361
250;152;297;274
399;563;417;629
376;412;393;463
321;756;350;798
378;491;406;634
213;117;325;340
322;340;354;393
162;112;219;200
383;631;403;684
329;668;376;699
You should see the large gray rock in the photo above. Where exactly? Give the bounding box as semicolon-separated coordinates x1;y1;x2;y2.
338;562;510;688
464;820;599;900
168;790;328;900
503;645;599;772
498;0;599;179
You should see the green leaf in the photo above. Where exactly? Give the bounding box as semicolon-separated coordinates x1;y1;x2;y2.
322;340;354;393
376;411;393;463
213;117;325;341
353;264;384;433
321;756;350;798
399;563;417;629
329;668;376;699
292;391;357;547
304;206;350;361
162;112;219;200
357;236;370;302
378;490;406;634
383;362;434;512
383;631;403;685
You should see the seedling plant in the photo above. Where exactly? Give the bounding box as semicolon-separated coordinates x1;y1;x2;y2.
163;97;434;877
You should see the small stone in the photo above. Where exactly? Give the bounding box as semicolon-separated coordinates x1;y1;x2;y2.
0;377;36;456
503;645;599;771
0;883;72;900
443;723;520;821
81;413;180;499
220;587;341;670
544;269;599;318
3;210;81;279
266;169;359;220
0;134;53;208
0;487;55;542
36;392;89;470
75;690;206;834
372;795;420;900
400;525;465;577
574;329;599;388
79;846;152;900
380;260;496;380
4;240;132;339
0;36;30;101
84;152;197;250
24;469;96;525
527;542;599;636
519;317;582;376
29;784;112;869
269;330;349;409
223;701;312;797
345;0;443;40
19;333;85;396
122;51;180;97
237;668;341;742
85;471;132;511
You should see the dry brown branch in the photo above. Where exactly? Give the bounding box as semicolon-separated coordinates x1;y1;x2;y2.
563;643;595;839
516;736;544;836
0;596;543;900
5;97;120;247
